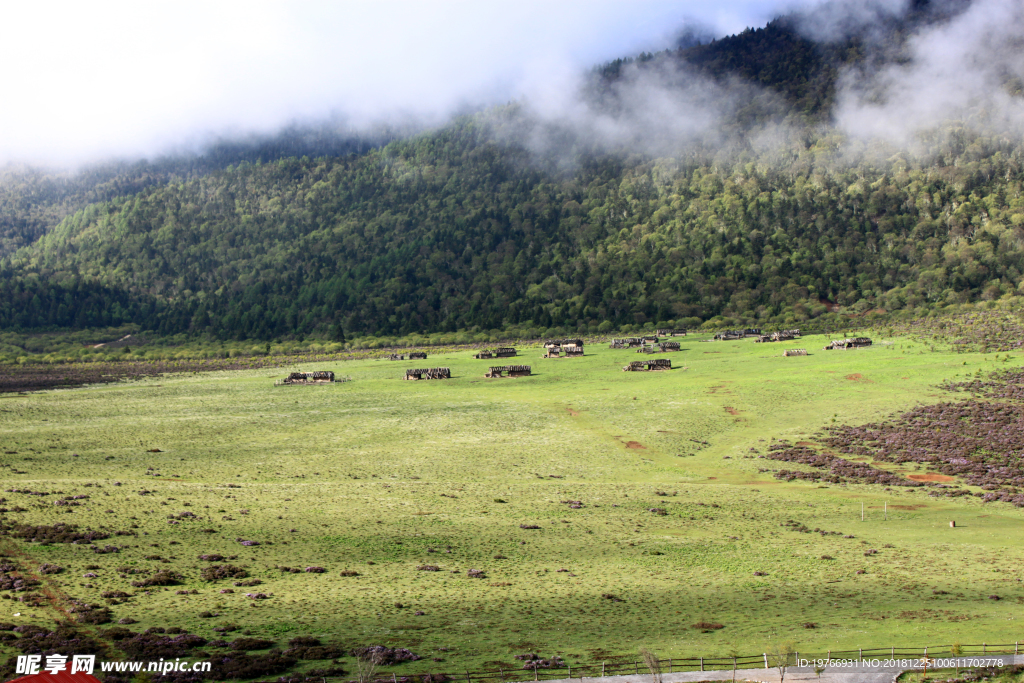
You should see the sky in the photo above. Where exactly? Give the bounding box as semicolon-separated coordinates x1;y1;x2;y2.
0;0;835;167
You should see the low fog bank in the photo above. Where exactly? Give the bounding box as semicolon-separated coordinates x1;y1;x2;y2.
488;59;792;173
489;0;1023;172
3;0;1021;177
833;0;1024;146
1;0;795;170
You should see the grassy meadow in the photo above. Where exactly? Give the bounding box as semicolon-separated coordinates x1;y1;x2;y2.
2;332;1023;675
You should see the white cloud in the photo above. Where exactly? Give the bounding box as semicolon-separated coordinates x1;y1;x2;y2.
0;0;826;167
834;0;1024;143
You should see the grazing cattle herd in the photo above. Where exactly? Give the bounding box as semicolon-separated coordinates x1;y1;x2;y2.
276;331;874;384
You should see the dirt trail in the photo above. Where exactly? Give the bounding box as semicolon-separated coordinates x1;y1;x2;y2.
908;473;954;482
0;538;74;619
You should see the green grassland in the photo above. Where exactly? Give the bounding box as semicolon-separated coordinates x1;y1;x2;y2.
2;333;1023;674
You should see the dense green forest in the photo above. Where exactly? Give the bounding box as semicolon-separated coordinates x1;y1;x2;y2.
0;124;404;259
1;0;1019;341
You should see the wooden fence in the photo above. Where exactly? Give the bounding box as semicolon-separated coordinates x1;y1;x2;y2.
349;643;1024;683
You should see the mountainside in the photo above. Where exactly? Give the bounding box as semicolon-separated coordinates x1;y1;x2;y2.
0;124;405;260
594;0;971;120
2;0;1021;340
3;115;1022;338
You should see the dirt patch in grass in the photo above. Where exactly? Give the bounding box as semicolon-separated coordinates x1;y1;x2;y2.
889;504;929;510
908;474;955;482
624;441;646;449
724;407;740;416
0;358;296;393
846;373;864;381
566;408;580;417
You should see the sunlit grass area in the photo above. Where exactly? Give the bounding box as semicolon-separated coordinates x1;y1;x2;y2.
1;332;1023;674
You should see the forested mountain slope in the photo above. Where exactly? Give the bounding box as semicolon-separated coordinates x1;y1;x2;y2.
1;0;1020;340
594;0;971;120
0;0;968;262
3;114;1022;338
0;125;405;260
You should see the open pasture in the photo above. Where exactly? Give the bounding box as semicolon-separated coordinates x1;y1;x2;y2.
1;332;1023;677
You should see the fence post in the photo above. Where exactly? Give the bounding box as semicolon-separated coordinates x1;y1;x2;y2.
1016;642;1019;655
602;662;605;677
393;674;398;683
700;657;703;672
891;647;894;657
667;659;671;673
499;667;504;682
568;665;571;679
534;665;538;682
467;669;471;683
984;643;986;654
764;654;768;669
634;662;639;675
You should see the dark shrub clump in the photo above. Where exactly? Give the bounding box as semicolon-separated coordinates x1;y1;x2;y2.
0;522;110;544
131;570;183;587
352;645;421;665
209;652;295;680
285;643;348;660
200;565;248;581
288;636;321;647
118;632;208;659
229;637;275;651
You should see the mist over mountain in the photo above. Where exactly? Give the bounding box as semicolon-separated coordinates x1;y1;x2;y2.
1;0;1022;341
